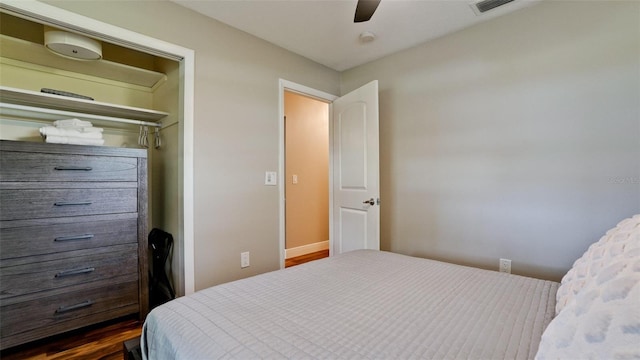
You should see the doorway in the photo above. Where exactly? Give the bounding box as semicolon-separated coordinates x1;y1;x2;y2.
283;91;330;262
278;80;337;268
278;80;380;267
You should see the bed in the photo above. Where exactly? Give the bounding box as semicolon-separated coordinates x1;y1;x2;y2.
141;215;639;359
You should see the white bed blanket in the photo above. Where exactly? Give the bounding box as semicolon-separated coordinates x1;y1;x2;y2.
142;250;558;359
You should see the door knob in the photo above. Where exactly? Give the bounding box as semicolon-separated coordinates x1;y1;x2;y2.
363;198;375;206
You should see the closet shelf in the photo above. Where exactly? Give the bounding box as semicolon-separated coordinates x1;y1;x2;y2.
0;86;168;124
1;34;167;89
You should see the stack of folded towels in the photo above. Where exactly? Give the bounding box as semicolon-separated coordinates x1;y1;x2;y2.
39;119;104;146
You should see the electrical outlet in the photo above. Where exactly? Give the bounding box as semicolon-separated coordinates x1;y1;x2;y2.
499;258;511;274
241;252;250;268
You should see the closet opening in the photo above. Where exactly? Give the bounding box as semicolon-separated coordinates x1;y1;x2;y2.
0;2;195;299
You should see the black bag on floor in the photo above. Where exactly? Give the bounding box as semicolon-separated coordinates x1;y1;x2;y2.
148;228;176;309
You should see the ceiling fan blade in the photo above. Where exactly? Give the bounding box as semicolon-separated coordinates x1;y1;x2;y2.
354;0;381;23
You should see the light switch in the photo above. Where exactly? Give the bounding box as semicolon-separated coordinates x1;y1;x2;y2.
292;174;298;184
265;171;277;185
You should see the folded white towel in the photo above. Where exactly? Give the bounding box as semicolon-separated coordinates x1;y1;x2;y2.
45;135;105;146
53;119;93;128
40;126;103;139
79;127;103;133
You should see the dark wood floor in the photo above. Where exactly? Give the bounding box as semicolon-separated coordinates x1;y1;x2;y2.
2;251;328;359
0;316;142;360
285;249;329;267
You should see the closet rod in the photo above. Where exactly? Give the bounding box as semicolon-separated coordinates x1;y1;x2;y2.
0;103;162;128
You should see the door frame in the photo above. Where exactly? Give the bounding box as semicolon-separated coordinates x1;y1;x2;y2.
1;0;196;295
278;79;337;268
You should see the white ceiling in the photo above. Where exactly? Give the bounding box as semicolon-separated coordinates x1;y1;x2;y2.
172;0;539;71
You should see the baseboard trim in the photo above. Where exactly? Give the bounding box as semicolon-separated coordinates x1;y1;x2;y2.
285;240;329;259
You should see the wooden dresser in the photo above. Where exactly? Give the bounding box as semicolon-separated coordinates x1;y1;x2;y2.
0;140;148;350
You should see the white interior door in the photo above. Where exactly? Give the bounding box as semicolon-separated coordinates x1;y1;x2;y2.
332;80;380;254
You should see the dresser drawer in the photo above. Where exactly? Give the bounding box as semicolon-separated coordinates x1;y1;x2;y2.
0;245;138;299
0;217;137;259
0;281;139;339
0;188;137;221
0;152;138;182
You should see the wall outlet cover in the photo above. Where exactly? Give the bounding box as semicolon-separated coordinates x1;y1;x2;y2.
499;258;511;274
241;251;250;268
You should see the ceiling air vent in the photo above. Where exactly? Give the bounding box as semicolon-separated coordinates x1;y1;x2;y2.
470;0;515;15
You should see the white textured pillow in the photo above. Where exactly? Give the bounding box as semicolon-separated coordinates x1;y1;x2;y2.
536;215;640;360
555;215;640;316
536;257;640;359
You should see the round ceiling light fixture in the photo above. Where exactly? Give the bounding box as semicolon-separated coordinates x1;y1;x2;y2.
44;30;102;61
359;31;376;43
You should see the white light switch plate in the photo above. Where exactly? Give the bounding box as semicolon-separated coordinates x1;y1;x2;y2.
265;171;277;185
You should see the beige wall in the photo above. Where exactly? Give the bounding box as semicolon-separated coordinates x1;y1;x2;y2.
341;1;640;281
45;0;341;289
284;91;329;251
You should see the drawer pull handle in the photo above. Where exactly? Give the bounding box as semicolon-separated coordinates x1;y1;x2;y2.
54;201;92;206
55;267;96;278
54;166;93;171
54;234;95;242
55;300;93;314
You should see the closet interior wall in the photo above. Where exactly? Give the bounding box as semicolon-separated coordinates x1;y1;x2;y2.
150;57;182;296
0;14;184;296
